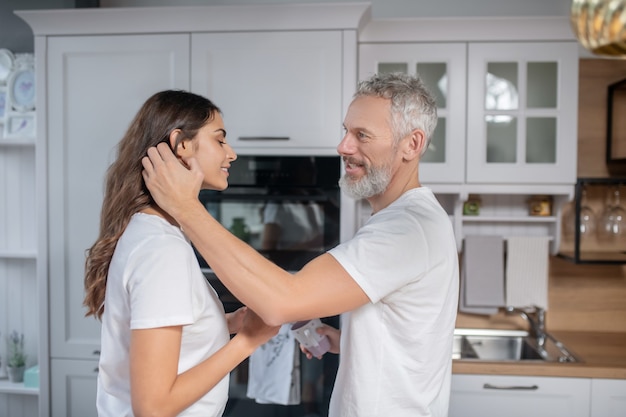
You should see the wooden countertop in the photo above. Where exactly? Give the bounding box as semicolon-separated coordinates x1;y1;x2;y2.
452;331;626;379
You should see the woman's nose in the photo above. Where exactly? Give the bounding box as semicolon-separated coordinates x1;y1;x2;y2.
227;144;237;161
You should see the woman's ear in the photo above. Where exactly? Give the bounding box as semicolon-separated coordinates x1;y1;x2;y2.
167;129;193;158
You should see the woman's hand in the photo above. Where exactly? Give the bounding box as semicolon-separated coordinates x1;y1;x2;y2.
238;308;280;349
300;324;340;359
225;306;247;335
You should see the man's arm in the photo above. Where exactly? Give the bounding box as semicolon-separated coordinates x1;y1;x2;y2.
142;143;369;325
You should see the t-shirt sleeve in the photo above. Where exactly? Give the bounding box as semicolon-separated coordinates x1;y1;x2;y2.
126;235;197;329
328;211;430;304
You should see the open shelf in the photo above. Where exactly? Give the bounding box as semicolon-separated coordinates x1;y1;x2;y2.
0;380;38;396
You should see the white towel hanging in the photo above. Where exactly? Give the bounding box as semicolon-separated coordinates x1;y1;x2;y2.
246;323;301;405
505;236;550;310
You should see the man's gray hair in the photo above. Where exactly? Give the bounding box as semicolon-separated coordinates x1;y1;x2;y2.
355;72;438;155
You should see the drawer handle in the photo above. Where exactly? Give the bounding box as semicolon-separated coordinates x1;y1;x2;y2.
483;383;539;391
238;136;290;141
93;350;101;356
93;367;99;373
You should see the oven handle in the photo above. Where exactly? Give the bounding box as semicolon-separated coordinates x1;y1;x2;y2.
238;136;290;141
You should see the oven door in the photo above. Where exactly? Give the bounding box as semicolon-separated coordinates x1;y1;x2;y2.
196;155;341;273
196;155;341;417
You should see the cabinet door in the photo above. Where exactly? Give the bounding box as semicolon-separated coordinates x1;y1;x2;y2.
591;379;626;417
47;34;190;359
450;374;591;417
359;43;467;184
466;42;578;184
51;359;98;417
191;31;343;153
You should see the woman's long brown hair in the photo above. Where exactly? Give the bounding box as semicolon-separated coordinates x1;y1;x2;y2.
83;90;221;319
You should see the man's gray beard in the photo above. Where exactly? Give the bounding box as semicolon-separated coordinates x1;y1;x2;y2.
339;163;392;200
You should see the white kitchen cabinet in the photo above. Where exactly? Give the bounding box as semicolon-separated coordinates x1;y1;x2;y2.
17;3;369;415
359;43;467;184
359;40;578;186
192;31;344;155
50;359;98;417
591;378;626;417
43;32;189;417
450;374;591;417
46;34;190;360
466;42;579;184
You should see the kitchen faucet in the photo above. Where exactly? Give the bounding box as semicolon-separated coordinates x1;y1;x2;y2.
505;306;546;347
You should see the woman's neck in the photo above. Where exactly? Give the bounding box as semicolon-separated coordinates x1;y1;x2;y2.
139;205;180;228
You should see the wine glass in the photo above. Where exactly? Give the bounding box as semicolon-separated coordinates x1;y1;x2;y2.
562;185;596;240
579;185;596;238
597;185;626;245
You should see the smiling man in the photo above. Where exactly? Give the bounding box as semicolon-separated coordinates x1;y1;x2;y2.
142;72;459;417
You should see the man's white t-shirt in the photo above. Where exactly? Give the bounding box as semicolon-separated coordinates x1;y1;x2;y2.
328;187;459;417
97;213;230;417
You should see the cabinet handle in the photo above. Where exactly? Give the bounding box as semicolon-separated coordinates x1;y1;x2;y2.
238;136;289;141
483;383;539;391
93;350;101;356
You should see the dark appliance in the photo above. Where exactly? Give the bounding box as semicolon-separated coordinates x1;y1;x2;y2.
197;155;341;417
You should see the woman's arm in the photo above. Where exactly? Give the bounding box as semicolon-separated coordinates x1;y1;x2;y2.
130;309;277;417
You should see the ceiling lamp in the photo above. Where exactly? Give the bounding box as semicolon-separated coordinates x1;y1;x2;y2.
571;0;626;57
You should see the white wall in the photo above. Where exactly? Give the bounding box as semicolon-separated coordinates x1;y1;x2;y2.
100;0;573;19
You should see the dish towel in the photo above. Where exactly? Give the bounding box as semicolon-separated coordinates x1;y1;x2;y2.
459;235;506;315
505;236;550;310
247;323;301;405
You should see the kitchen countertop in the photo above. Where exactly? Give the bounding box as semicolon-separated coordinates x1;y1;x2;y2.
452;331;626;379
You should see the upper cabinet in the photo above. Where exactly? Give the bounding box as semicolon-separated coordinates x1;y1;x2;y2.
192;31;344;154
359;17;579;186
19;3;370;156
466;42;579;184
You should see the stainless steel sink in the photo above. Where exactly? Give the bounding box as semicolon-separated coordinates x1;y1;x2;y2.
453;328;579;363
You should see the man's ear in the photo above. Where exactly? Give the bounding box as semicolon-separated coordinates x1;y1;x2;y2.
402;128;426;161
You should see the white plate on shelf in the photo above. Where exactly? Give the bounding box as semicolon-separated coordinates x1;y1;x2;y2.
8;68;35;112
0;49;15;84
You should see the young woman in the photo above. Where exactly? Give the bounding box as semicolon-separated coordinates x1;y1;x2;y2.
83;90;278;417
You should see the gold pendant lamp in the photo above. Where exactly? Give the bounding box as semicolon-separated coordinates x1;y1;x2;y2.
571;0;626;57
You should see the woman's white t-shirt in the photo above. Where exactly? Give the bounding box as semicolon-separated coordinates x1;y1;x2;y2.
328;187;459;417
97;213;230;417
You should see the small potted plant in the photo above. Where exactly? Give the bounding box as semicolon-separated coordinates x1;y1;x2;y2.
6;331;26;383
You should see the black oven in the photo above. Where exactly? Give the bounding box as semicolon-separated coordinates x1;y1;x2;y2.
196;155;341;273
196;155;341;417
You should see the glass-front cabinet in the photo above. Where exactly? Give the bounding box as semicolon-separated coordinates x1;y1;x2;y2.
359;43;467;184
466;42;579;184
358;33;578;253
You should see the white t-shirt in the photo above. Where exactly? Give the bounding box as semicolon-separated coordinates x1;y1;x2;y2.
97;213;230;417
328;187;459;417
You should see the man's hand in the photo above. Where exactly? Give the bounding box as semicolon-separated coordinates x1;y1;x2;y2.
141;142;204;217
300;324;340;359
